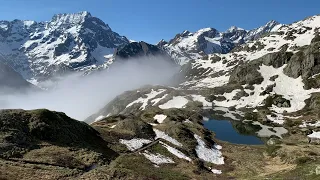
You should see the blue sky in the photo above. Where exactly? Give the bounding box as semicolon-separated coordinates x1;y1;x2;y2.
0;0;319;44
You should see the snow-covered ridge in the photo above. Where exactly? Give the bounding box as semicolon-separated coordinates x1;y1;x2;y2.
0;11;129;83
159;20;281;65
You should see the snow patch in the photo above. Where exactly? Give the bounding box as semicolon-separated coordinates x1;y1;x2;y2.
119;138;152;151
308;131;320;139
252;122;288;138
211;168;222;174
191;95;211;107
184;119;193;124
299;120;320;128
160;141;191;162
127;89;166;110
266;114;285;124
153;129;183;147
159;96;188;109
154;114;167;124
95;115;105;122
142;150;174;165
194;134;224;165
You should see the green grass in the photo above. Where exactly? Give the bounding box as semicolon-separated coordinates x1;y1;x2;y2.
109;154;190;180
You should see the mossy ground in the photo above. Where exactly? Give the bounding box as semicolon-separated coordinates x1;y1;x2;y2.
1;107;319;179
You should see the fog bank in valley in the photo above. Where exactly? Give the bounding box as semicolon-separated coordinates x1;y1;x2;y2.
0;56;179;120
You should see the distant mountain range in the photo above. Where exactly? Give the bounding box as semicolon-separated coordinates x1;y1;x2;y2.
157;20;281;65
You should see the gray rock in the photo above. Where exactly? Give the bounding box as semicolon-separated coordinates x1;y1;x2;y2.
229;60;263;85
284;42;320;79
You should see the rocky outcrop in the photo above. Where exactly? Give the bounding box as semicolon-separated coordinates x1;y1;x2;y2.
229;60;264;85
263;94;291;108
284;41;320;79
114;41;167;60
229;49;294;86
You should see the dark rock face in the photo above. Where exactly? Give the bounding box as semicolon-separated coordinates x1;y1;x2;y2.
115;41;163;59
228;49;295;86
0;61;34;93
229;60;264;85
259;51;293;68
284;41;320;79
263;94;291;108
114;41;175;67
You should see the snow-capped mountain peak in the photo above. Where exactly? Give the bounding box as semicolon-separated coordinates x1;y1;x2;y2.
50;11;92;26
226;26;245;33
159;20;284;65
0;11;129;84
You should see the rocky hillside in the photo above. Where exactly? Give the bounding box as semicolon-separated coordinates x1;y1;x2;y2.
5;108;318;179
0;11;129;83
84;15;320;179
0;61;34;93
158;20;281;65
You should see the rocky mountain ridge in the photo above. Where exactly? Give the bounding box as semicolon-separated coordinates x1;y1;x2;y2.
158;20;281;65
0;11;129;84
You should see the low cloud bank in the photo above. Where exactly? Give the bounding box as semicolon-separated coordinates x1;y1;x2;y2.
0;56;179;120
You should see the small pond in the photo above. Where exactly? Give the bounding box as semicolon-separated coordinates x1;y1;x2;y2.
203;119;264;145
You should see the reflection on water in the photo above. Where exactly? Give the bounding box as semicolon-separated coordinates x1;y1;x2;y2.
203;119;264;145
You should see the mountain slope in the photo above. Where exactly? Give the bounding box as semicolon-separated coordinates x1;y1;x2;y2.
158;20;281;65
0;60;34;93
0;11;129;83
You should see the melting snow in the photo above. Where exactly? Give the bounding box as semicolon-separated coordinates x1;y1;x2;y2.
266;114;285;124
184;119;193;124
119;138;152;151
159;96;188;109
252;122;288;138
126;89;166;110
191;95;212;107
142;151;174;165
210;168;222;174
194;134;224;165
213;65;320;113
153;129;183;147
308;131;320;139
160;141;191;162
95;115;105;122
299;121;320;128
151;94;168;105
154;114;167;124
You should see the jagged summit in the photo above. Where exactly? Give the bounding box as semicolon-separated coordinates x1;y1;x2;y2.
159;20;283;65
0;11;129;83
226;26;245;33
49;11;94;29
